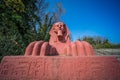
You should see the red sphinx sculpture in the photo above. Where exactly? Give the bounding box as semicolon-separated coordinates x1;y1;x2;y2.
24;22;94;56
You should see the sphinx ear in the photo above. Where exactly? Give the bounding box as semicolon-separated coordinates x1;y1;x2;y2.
64;24;70;42
49;27;52;36
49;25;57;43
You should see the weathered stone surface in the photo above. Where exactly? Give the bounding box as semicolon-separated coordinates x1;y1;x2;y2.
0;56;120;80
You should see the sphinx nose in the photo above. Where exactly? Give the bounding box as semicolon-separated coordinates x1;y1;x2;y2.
58;26;61;29
58;25;62;29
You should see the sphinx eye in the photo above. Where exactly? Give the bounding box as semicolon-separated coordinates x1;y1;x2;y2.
57;25;59;27
60;25;62;27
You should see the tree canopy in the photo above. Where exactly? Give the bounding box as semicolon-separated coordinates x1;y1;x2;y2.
78;36;120;49
0;0;65;60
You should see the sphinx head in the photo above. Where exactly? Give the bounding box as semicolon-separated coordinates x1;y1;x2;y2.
49;22;70;43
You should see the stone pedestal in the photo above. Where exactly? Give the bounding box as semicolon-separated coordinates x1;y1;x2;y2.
0;56;120;80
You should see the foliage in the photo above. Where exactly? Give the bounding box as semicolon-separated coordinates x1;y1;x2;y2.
37;2;65;41
78;36;120;49
38;13;52;41
0;0;65;61
112;44;120;48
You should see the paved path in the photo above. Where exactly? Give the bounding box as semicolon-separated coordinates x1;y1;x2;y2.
95;49;120;62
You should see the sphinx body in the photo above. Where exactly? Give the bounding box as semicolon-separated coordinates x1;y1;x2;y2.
24;22;94;56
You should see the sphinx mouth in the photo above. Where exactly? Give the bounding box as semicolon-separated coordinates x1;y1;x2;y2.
57;30;64;41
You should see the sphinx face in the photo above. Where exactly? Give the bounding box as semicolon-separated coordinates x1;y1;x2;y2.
53;22;66;42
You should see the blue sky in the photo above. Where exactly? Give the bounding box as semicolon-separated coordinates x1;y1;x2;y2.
48;0;120;43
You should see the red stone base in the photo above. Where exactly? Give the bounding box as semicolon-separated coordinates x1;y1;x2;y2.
0;56;120;80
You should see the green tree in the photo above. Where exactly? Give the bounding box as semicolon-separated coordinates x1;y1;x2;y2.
82;36;95;45
0;0;26;58
37;2;65;41
38;13;53;41
78;36;117;49
0;0;65;61
0;0;49;60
